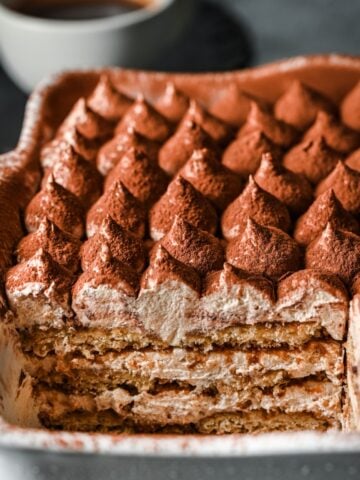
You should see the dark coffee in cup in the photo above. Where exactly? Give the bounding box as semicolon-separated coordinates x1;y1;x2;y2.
10;0;149;20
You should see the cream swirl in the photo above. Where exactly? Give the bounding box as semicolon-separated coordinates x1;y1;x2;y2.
226;218;302;280
275;81;336;130
86;180;146;238
210;86;271;126
115;95;172;142
81;215;146;273
25;175;84;238
179;148;243;211
149;176;218;240
42;145;102;209
5;249;74;320
294;189;360;246
283;136;343;184
17;218;81;273
87;74;132;122
222;130;282;177
159;119;215;176
141;244;201;293
40;127;98;169
96;127;159;176
58;98;112;140
73;244;139;297
181;99;233;144
161;216;224;275
239;102;298;147
155;82;189;123
315;161;360;214
221;176;291;240
104;147;169;207
254;153;313;214
305;222;360;284
304;111;360;153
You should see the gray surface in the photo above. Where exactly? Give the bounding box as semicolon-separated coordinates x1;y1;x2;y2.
229;0;360;64
0;68;26;153
0;449;360;480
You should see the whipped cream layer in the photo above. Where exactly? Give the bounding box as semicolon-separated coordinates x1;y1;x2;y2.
36;379;342;427
346;294;360;429
6;263;348;344
27;340;343;393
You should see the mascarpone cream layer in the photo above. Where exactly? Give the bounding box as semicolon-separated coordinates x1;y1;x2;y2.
28;340;343;390
37;380;342;426
7;275;347;345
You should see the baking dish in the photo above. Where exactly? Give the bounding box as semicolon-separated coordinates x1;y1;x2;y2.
1;54;360;479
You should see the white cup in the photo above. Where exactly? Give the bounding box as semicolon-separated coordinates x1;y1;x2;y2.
0;0;193;92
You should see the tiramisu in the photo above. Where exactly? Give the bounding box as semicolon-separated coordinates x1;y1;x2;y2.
3;72;360;434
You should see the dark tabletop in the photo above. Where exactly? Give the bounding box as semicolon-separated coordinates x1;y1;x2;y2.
1;0;360;151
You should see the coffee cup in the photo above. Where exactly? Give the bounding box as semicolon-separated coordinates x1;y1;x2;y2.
0;0;193;92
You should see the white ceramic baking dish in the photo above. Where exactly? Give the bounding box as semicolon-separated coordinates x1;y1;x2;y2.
1;55;360;480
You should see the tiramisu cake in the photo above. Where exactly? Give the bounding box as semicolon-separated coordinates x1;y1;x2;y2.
2;72;360;434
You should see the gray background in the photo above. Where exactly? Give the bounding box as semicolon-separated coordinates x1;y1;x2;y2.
228;0;360;64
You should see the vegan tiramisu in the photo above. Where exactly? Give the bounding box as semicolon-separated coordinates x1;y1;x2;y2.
2;72;360;434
